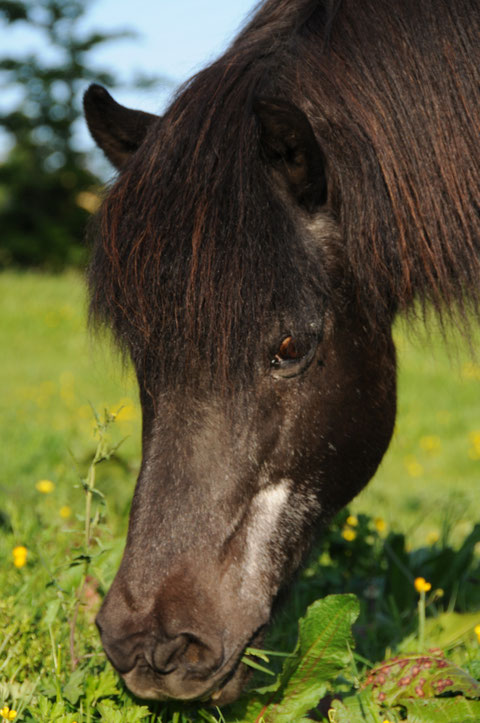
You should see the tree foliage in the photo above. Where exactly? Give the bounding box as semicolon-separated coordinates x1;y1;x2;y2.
0;0;160;268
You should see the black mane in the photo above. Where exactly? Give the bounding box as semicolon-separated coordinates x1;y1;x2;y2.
89;0;480;389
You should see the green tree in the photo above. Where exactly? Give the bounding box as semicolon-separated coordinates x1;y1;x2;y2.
0;0;163;268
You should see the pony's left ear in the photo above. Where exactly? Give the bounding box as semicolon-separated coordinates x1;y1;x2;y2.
84;84;159;170
254;97;327;212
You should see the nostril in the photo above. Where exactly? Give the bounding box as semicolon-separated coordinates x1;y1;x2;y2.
152;634;224;678
150;635;187;673
96;612;146;674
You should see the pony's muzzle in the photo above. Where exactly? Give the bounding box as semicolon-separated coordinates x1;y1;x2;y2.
149;632;224;678
96;609;228;700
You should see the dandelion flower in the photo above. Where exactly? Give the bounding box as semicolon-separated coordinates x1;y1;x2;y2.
346;515;358;527
36;479;55;494
474;624;480;643
59;505;72;519
414;577;432;593
342;527;356;542
374;517;387;533
12;546;27;568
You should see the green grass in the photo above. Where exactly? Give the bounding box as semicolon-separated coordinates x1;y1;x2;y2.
1;270;479;722
352;316;480;547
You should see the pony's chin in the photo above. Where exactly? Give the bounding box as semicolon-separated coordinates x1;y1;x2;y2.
122;656;251;706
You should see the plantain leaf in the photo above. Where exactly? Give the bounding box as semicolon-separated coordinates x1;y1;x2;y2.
403;696;480;722
328;689;392;722
241;594;359;722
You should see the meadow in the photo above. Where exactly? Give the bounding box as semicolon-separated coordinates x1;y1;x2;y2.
1;271;480;722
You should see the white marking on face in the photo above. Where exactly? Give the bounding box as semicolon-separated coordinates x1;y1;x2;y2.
305;214;338;239
241;479;291;597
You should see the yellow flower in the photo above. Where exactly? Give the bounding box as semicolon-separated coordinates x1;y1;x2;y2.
0;707;17;720
59;505;72;519
468;431;480;460
342;527;356;542
36;479;55;494
12;546;27;568
419;435;441;453
374;517;387;533
414;577;432;593
346;515;358;527
474;624;480;643
113;398;138;422
426;530;440;545
404;456;424;477
461;362;480;381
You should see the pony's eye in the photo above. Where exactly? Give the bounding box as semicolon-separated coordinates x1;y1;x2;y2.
271;334;318;379
277;336;302;360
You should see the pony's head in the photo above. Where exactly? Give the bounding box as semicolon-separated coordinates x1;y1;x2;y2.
84;0;480;704
84;80;396;703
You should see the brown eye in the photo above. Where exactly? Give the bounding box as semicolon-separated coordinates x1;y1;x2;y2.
277;336;301;360
271;333;318;378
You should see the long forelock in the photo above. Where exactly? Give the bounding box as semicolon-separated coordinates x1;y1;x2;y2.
88;14;331;391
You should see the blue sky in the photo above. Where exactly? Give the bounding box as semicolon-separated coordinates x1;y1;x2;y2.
0;0;259;161
84;0;259;113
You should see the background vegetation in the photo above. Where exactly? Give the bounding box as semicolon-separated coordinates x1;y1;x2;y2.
0;0;165;268
1;272;479;721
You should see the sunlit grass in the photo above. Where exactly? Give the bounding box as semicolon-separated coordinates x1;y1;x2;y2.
1;270;479;720
352;317;480;547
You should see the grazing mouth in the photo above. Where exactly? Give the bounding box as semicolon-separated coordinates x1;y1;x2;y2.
120;625;269;705
121;641;253;705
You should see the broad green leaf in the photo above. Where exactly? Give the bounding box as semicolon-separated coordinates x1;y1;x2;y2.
86;666;120;705
328;689;392;722
242;594;359;722
363;652;480;705
403;696;480;722
62;666;85;705
97;701;150;723
96;701;123;723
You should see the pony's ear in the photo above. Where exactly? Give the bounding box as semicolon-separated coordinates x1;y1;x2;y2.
83;84;159;170
254;97;326;211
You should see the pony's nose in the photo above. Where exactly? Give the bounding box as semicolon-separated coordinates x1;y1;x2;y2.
149;634;224;677
97;610;224;680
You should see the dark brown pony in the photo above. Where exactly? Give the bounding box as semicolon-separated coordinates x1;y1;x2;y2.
83;0;480;705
